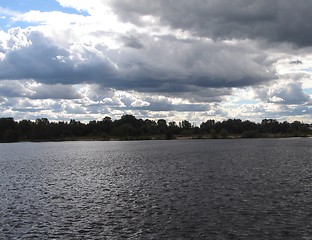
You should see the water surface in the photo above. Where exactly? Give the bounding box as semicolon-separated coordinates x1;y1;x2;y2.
1;139;312;239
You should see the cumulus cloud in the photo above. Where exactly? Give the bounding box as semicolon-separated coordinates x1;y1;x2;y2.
0;28;276;94
0;31;118;84
270;83;310;105
11;98;55;112
256;81;310;105
0;80;32;97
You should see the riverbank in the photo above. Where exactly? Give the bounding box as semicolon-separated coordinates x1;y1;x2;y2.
1;132;311;143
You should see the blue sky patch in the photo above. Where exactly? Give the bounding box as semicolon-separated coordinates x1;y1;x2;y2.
0;0;87;29
1;0;83;14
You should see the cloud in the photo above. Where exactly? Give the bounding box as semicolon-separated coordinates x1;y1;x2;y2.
289;60;303;65
0;80;32;97
10;98;54;112
271;83;310;104
167;88;232;103
65;103;86;114
1;1;312;123
0;80;81;100
110;0;312;47
78;88;210;113
0;28;276;93
0;7;20;18
256;81;311;105
0;30;118;84
135;102;209;112
13;10;90;26
125;96;210;112
120;35;144;49
56;0;106;14
30;84;81;99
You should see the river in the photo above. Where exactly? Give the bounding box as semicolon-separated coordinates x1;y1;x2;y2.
1;138;312;239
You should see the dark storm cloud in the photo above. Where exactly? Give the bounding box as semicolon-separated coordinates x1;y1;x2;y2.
110;0;312;47
108;35;275;92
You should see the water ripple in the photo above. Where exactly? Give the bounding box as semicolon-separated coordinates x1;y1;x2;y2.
1;139;312;239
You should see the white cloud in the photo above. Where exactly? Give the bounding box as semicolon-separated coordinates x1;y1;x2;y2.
255;80;311;105
131;99;150;107
13;10;90;26
0;7;20;18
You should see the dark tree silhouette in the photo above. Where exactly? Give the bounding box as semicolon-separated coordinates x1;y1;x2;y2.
0;116;311;142
0;118;20;142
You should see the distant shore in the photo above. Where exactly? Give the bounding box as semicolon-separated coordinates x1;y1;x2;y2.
1;116;312;143
2;133;311;143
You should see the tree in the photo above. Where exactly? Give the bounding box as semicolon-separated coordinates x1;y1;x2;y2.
260;119;280;133
241;130;260;138
113;124;137;138
0;115;311;142
3;129;19;142
157;119;167;127
168;121;181;135
219;129;229;138
19;119;33;140
157;119;167;134
31;118;51;140
0;118;18;141
140;119;157;136
200;119;215;134
180;120;192;129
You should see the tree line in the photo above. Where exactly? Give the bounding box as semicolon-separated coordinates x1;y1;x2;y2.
0;115;311;142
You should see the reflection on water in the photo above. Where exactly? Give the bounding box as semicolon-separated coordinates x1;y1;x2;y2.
1;139;312;239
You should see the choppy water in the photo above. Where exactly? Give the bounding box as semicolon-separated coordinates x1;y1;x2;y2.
1;138;312;239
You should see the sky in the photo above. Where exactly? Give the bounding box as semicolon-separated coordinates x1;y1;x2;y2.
0;0;312;124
